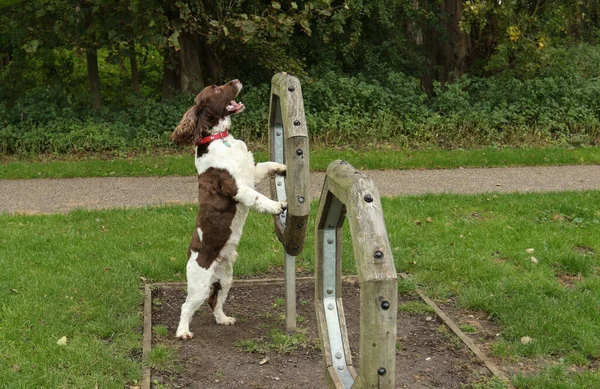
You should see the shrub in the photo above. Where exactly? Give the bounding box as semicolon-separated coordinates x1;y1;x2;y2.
2;45;600;155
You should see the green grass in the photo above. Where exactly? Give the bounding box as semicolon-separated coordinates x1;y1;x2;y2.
459;324;478;334
2;145;600;179
1;191;599;387
512;366;600;389
398;301;435;314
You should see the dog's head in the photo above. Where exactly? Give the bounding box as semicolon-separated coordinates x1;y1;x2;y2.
171;79;245;146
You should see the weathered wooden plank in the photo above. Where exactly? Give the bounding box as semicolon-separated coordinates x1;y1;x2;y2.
337;296;355;369
141;284;152;389
268;72;309;256
284;135;310;216
354;280;397;389
275;76;308;139
346;182;396;284
315;160;397;389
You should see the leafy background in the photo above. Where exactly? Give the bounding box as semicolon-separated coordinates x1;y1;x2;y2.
1;0;600;154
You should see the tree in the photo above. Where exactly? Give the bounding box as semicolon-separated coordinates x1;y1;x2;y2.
460;0;600;77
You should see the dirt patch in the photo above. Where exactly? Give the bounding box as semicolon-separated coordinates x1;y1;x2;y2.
151;282;494;389
436;298;504;359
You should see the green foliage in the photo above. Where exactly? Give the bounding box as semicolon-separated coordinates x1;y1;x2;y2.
3;57;600;154
398;301;435;314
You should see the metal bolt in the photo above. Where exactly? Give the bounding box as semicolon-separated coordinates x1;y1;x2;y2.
298;196;305;203
294;246;299;251
276;131;282;136
364;194;373;203
378;367;387;376
335;352;342;359
296;148;303;156
326;288;334;295
327;238;334;244
293;119;301;126
381;301;390;310
288;86;295;92
297;223;304;228
328;303;335;310
340;160;347;164
277;181;282;186
337;365;344;370
374;250;384;259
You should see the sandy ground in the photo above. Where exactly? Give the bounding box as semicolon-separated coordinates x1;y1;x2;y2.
1;165;600;214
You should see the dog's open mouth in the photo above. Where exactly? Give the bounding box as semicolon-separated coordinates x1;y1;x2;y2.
226;100;245;114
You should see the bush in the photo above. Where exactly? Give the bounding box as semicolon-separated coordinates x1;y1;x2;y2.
2;44;600;155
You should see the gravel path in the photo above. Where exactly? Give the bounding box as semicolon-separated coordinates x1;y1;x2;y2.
1;165;600;215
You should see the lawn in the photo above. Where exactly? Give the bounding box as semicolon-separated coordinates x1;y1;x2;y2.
1;145;600;179
1;191;599;388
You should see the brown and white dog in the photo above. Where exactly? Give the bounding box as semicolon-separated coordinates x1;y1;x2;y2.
170;79;287;339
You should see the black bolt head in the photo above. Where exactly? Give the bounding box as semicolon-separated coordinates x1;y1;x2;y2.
296;148;303;156
293;119;301;126
377;367;387;376
381;301;390;310
374;250;384;259
288;86;295;92
364;194;373;203
297;223;304;228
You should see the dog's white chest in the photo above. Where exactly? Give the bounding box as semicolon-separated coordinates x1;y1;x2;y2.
195;139;256;187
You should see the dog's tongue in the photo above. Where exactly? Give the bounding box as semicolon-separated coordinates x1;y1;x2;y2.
226;100;244;112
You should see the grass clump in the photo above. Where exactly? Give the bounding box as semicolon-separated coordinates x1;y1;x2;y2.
145;345;179;373
235;329;311;355
398;301;435;314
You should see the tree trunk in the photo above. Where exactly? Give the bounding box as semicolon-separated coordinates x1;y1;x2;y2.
129;40;140;94
439;0;470;81
161;46;180;101
203;40;220;85
422;0;471;94
178;32;205;94
86;48;102;108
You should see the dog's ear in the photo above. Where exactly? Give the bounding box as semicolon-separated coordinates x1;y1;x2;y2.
194;108;220;143
171;105;200;146
171;105;220;146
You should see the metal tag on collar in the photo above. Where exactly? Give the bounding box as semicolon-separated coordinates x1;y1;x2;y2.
222;139;231;147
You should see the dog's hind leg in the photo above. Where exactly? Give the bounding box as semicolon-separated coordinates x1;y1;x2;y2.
210;251;237;325
176;251;213;340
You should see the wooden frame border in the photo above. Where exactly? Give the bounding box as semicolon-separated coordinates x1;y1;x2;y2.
268;72;310;256
142;276;513;389
315;160;398;389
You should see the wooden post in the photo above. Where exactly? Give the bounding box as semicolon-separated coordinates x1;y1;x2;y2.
268;73;310;332
315;160;398;389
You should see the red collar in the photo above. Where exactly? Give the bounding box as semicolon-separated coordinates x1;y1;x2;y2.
195;130;229;146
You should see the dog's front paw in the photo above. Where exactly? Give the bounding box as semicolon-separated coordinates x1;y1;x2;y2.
259;199;287;215
176;330;194;340
216;316;236;326
274;200;288;215
273;163;286;176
